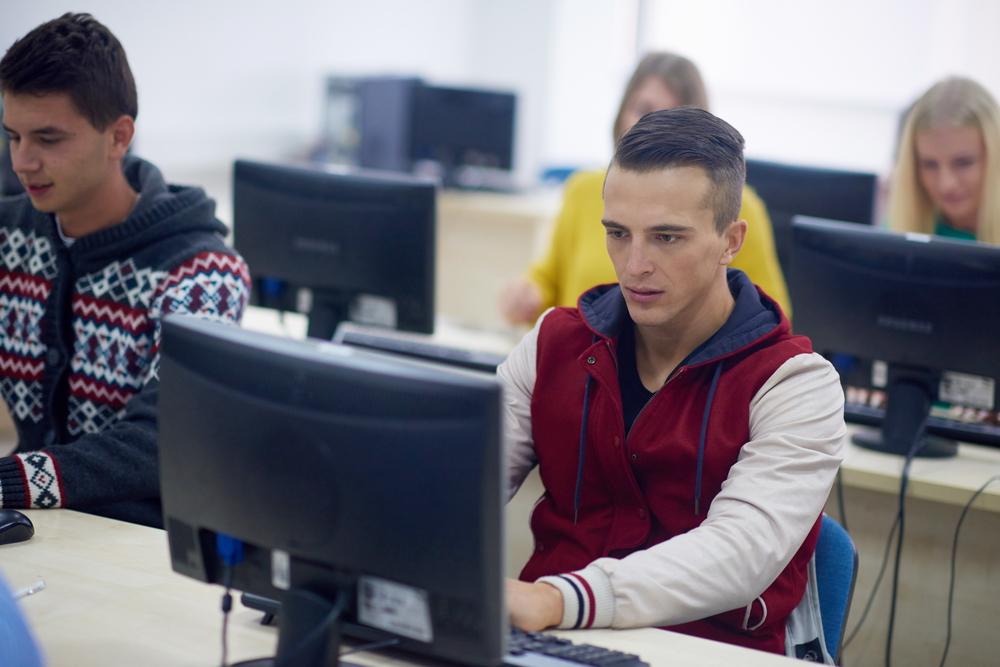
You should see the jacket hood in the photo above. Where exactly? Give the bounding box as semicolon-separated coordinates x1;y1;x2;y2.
66;156;227;268
577;268;786;367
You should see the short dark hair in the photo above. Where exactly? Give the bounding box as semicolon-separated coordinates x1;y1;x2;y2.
612;107;745;232
0;13;137;130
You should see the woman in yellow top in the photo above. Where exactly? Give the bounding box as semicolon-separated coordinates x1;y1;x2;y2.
500;52;790;324
888;76;1000;244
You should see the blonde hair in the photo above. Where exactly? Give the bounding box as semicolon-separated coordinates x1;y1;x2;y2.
888;77;1000;244
612;51;708;143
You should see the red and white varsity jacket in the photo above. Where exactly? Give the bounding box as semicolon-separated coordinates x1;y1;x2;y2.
498;271;846;655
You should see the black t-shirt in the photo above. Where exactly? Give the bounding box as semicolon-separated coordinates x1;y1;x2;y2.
616;321;654;435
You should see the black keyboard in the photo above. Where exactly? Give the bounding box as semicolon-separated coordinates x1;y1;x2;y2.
336;329;507;374
844;402;1000;447
505;628;648;667
241;594;648;666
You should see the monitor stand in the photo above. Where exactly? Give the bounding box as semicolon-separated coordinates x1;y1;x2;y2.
234;588;363;667
307;293;351;341
851;367;957;459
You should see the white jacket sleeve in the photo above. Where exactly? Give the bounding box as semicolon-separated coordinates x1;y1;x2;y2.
496;310;550;501
538;352;847;629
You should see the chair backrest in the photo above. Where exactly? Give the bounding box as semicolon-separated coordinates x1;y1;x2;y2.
814;514;858;663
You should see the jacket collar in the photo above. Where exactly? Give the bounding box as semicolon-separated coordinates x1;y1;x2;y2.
577;268;786;368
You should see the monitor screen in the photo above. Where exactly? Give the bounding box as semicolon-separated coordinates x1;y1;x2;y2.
790;216;1000;456
410;85;516;187
745;159;877;283
158;315;505;665
233;159;436;339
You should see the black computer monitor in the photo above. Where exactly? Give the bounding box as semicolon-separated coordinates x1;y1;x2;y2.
745;159;877;282
158;315;505;666
233;159;436;340
410;85;516;189
790;216;1000;457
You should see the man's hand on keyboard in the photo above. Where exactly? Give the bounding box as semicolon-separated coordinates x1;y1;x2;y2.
506;578;564;632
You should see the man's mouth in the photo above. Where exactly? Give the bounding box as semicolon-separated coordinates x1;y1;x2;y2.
25;183;53;197
625;287;663;303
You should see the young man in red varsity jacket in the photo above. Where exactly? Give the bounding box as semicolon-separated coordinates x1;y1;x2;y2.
500;107;846;655
0;14;249;527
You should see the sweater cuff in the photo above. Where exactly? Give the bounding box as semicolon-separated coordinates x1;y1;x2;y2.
0;456;28;508
0;452;63;509
537;565;615;629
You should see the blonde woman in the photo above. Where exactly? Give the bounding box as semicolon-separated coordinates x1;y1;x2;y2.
499;52;790;324
889;77;1000;244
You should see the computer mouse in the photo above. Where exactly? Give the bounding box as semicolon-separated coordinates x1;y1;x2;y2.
0;509;34;545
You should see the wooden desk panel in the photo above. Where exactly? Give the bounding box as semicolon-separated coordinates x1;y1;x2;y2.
435;189;558;332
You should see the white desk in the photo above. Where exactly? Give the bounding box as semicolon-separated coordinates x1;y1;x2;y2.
1;510;800;667
839;429;1000;511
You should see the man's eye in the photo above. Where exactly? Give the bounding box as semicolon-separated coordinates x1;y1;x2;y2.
38;137;61;145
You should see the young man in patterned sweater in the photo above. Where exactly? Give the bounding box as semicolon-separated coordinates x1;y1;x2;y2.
0;14;250;527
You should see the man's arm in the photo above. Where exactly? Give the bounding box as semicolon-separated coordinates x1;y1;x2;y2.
532;353;846;630
497;310;551;501
0;250;250;512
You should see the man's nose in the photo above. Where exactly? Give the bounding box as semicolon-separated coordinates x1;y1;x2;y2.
624;241;654;276
9;141;40;175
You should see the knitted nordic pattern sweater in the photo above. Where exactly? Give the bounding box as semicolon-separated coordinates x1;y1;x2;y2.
0;157;250;526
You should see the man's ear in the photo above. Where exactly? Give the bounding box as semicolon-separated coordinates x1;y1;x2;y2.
107;115;135;160
720;219;747;266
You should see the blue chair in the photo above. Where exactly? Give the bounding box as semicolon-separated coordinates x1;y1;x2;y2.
814;514;858;664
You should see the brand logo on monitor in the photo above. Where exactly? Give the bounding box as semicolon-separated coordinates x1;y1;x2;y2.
876;315;933;335
292;237;341;256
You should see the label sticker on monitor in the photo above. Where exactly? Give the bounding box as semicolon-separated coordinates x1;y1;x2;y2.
350;294;397;329
357;575;433;643
940;372;995;410
272;550;290;590
871;360;888;388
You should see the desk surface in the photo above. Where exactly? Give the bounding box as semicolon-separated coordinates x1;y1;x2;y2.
2;510;799;667
841;426;1000;512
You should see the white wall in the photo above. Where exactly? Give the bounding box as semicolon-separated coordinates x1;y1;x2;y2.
641;0;1000;173
1;1;641;194
542;0;640;170
2;1;477;176
7;1;999;192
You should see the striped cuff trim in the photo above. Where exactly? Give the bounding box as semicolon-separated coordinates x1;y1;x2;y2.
537;566;615;629
16;451;64;508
